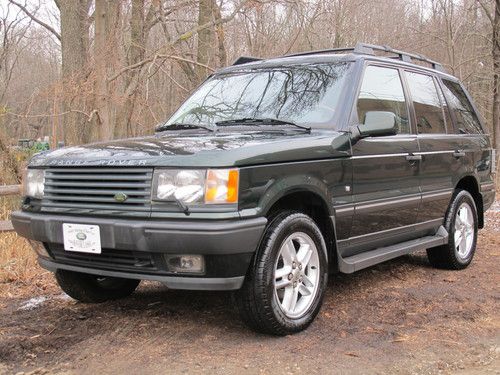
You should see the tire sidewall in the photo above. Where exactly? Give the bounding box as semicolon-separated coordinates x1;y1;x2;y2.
261;213;328;331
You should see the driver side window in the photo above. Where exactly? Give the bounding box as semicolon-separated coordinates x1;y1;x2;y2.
357;66;410;134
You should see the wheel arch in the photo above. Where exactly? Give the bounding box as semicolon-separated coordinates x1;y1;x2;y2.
455;175;484;228
264;189;338;272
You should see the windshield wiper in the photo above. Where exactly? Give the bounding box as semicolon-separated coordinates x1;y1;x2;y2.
156;123;215;132
216;118;311;132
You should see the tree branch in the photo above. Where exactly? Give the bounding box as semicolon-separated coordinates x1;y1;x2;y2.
477;0;493;24
8;0;61;41
107;54;215;82
174;0;248;45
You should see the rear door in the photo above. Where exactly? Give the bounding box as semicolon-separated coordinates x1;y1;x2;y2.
403;71;458;224
347;64;420;253
438;79;493;204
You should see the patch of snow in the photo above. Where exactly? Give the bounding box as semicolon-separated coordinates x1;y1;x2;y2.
490;200;500;213
18;296;48;311
55;293;72;300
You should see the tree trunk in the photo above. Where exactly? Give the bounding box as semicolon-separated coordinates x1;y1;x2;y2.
493;0;500;172
114;0;147;138
56;0;89;144
197;0;216;80
94;0;120;140
213;1;227;67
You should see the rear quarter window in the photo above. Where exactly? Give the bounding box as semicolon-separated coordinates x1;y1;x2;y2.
441;80;484;134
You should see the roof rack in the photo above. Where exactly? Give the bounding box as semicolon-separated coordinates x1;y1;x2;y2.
286;42;445;72
231;42;445;72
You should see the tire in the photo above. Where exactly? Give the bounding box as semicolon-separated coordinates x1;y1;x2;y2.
55;270;140;303
426;189;478;270
236;211;328;335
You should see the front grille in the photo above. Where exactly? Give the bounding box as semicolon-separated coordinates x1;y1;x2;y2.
42;168;153;216
48;244;164;274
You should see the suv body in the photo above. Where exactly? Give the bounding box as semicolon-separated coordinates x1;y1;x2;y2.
12;43;496;334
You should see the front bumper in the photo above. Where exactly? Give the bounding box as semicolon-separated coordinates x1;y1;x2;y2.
11;211;267;290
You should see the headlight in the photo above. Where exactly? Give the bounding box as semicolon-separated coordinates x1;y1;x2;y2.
23;169;45;199
153;169;239;205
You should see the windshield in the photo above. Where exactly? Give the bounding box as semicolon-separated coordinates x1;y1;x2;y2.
162;62;351;130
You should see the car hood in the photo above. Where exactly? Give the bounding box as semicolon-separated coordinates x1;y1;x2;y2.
29;130;351;168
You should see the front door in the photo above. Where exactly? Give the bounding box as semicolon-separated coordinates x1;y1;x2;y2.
345;65;421;255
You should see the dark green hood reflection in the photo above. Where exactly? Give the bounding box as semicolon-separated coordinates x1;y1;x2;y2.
29;130;350;168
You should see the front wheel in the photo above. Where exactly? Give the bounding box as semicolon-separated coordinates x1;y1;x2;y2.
55;270;140;303
236;212;328;335
427;190;478;270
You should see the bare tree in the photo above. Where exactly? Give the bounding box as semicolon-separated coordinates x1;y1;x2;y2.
0;0;496;152
479;0;499;168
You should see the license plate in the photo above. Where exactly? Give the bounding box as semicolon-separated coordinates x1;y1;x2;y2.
63;223;102;254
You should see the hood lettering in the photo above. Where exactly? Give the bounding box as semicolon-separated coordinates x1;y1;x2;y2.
44;159;148;167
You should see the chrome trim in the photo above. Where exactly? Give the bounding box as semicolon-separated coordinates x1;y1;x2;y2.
351;153;408;159
421;189;453;203
351;150;459;159
334;205;355;217
355;194;420;213
414;150;455;155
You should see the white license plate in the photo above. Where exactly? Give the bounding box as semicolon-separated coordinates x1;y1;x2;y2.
63;223;102;254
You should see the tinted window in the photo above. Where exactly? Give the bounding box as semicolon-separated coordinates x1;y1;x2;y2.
357;66;409;134
405;72;446;134
164;63;351;129
441;80;483;134
435;81;453;130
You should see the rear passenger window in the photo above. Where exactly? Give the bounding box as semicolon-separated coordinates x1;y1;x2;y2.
405;72;446;134
357;66;409;134
441;80;483;134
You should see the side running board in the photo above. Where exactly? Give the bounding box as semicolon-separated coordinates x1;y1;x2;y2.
338;226;448;273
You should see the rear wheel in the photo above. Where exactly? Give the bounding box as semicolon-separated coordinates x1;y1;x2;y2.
55;270;140;303
236;212;328;335
427;190;478;270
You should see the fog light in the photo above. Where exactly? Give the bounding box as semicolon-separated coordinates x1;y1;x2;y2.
165;254;204;274
28;240;50;258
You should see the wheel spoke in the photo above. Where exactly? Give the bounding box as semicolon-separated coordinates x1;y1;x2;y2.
288;288;299;312
466;209;473;227
460;235;467;253
302;274;314;288
298;284;312;296
454;230;462;245
282;287;299;312
275;279;292;290
275;266;292;280
281;240;296;265
297;244;312;266
460;208;468;224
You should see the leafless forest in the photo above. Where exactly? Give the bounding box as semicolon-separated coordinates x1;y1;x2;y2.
0;0;499;185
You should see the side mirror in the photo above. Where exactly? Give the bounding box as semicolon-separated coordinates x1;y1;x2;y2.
350;111;398;141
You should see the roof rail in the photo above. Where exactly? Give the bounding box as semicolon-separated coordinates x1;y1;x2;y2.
357;43;445;72
231;43;445;72
285;42;445;72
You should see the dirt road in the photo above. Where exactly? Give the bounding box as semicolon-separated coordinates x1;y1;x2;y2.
1;207;499;374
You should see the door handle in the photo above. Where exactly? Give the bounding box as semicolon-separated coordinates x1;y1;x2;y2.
406;154;422;162
453;150;466;158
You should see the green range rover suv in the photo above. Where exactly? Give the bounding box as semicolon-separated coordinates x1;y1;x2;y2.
12;43;496;335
